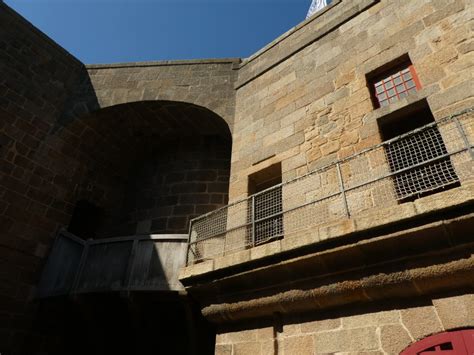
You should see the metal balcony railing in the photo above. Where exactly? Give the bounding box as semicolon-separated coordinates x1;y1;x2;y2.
187;108;474;265
38;230;188;298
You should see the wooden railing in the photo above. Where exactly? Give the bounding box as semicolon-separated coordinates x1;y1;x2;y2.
37;230;188;298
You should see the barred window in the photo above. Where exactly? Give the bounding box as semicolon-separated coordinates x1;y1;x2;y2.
379;102;459;201
369;58;422;108
248;163;283;246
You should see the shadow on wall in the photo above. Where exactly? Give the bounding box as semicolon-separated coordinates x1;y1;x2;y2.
34;230;211;355
44;100;232;239
1;3;231;354
28;99;232;354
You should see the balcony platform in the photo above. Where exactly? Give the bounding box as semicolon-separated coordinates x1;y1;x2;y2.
37;232;188;298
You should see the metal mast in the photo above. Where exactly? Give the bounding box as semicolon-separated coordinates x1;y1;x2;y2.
306;0;329;19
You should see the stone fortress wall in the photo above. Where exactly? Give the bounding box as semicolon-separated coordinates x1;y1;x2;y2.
1;3;239;351
184;0;474;354
229;0;473;201
0;0;473;353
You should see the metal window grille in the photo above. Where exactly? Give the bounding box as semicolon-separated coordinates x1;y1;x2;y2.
186;108;474;265
374;66;421;107
251;186;283;246
384;125;459;200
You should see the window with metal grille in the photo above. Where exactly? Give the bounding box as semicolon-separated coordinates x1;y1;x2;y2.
248;163;283;246
379;101;459;201
369;58;422;108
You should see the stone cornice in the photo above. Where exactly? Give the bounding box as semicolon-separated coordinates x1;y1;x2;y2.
201;249;474;323
86;58;241;70
184;209;474;323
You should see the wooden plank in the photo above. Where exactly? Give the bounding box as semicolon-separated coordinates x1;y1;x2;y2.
37;232;85;297
75;241;133;292
38;233;189;296
129;240;187;291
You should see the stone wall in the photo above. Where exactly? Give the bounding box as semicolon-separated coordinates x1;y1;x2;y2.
229;0;474;202
0;3;88;351
215;294;474;355
2;0;474;353
0;4;236;352
75;58;239;130
116;135;231;236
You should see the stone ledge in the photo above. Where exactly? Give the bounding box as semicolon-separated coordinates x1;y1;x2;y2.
362;87;439;126
179;182;474;282
179;259;214;280
201;250;474;323
86;58;242;69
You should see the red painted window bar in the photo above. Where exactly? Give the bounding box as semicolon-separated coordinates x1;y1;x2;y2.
372;64;422;107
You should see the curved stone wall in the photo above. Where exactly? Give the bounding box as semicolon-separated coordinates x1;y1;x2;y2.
0;3;235;348
61;59;240;133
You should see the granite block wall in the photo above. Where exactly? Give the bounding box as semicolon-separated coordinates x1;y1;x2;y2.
215;294;474;355
229;0;474;202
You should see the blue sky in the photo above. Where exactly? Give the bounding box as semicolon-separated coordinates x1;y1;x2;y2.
5;0;314;64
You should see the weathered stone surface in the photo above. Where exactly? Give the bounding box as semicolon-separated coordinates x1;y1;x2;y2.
250;240;281;260
179;259;214;280
257;326;274;341
233;342;261;355
380;325;413;354
401;306;444;340
300;318;341;333
342;310;399;329
3;0;474;353
282;335;315;355
214;249;251;270
215;344;232;355
226;329;258;343
314;327;379;353
433;294;474;329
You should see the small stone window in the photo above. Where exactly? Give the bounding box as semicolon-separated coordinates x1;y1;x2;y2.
378;101;459;202
248;163;283;246
369;57;422;108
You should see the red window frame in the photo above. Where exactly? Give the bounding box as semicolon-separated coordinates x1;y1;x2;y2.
372;64;422;108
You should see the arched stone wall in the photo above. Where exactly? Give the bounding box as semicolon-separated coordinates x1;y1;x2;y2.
0;6;237;348
42;100;232;237
59;60;240;133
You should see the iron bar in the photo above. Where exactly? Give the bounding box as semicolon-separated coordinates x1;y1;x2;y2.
336;162;350;218
251;195;256;247
345;147;464;193
185;220;193;266
454;116;474;160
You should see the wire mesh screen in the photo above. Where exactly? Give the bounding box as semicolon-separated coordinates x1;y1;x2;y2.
253;186;283;245
187;108;474;264
385;125;459;200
